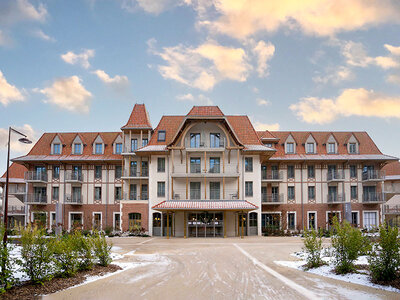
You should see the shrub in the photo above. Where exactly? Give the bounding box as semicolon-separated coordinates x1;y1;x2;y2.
331;217;370;274
18;224;55;284
0;225;14;293
92;232;112;267
74;232;95;271
303;229;324;269
53;234;79;277
369;224;400;282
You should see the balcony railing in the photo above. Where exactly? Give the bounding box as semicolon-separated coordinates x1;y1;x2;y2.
262;193;284;204
362;170;385;181
25;171;47;182
261;171;283;181
327;171;345;182
7;185;26;194
363;192;384;203
8;206;26;215
65;194;83;205
172;189;238;200
123;192;148;201
65;171;83;182
123;168;149;178
383;205;400;214
26;193;47;204
327;193;345;203
186;138;226;149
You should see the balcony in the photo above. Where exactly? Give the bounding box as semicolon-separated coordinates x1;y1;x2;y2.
65;194;83;205
26;193;47;204
122;168;149;179
327;171;345;182
383;205;400;215
262;193;284;204
65;171;83;183
362;171;385;181
172;167;239;178
261;171;283;182
185;138;226;151
327;193;345;204
7;185;26;195
8;206;26;215
122;145;138;155
123;192;148;201
25;171;47;183
362;192;384;203
172;189;238;200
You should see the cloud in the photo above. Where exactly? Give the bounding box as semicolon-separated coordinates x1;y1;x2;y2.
195;0;400;39
176;93;213;105
290;88;400;124
0;70;25;106
385;44;400;56
38;76;92;113
313;66;354;85
0;0;47;25
250;40;275;77
256;98;270;106
0;30;10;46
31;29;55;42
121;0;188;15
92;69;129;90
61;49;95;69
253;121;280;131
387;74;400;85
149;39;251;90
0;124;40;154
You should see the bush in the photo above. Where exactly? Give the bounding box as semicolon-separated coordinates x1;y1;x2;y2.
331;217;370;274
303;229;324;269
92;232;112;267
74;232;95;271
18;224;55;284
0;225;14;293
53;234;80;277
369;224;400;282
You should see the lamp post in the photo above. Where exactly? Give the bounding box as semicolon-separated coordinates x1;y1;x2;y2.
3;127;31;244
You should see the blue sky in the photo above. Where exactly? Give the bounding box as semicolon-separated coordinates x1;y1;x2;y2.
1;0;400;174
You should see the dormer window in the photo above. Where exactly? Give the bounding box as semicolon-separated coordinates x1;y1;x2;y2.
131;139;138;151
306;143;315;154
157;130;166;142
210;133;220;148
142;139;148;147
115;143;122;154
349;143;357;154
286;142;295;154
190;133;201;148
95;143;103;154
53;143;61;155
266;143;273;148
328;143;336;154
74;143;82;154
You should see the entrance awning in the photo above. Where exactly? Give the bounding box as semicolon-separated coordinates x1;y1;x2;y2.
152;200;258;211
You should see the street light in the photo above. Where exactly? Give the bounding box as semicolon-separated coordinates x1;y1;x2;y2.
3;127;31;244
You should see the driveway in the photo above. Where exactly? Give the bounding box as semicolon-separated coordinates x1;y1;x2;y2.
45;237;399;300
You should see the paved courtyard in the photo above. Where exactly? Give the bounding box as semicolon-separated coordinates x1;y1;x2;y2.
45;237;399;300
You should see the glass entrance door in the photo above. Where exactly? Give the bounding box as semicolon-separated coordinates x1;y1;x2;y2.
187;212;223;237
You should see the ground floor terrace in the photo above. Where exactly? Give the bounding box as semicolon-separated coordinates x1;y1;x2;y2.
44;236;400;300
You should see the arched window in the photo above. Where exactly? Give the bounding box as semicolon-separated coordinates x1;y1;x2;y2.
128;213;141;231
153;213;161;227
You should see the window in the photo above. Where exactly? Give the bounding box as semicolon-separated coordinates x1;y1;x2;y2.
308;212;316;230
141;161;149;176
95;143;103;154
131;139;138;151
210;182;220;200
190;157;201;173
74;143;82;154
70;213;83;230
245;157;253;172
53;166;60;179
349;143;357;154
266;143;273;147
141;184;148;200
261;165;267;179
53;143;61;155
209;157;220;173
51;212;56;228
287;213;296;230
130;161;137;176
115;187;122;200
157;157;165;172
308;186;315;199
52;187;59;200
190;133;201;148
128;213;141;230
286;142;295;154
351;186;358;199
129;184;137;200
262;213;281;232
157;130;166;142
115;166;122;179
157;182;165;197
72;187;81;203
287;165;295;179
190;182;201;200
94;187;102;200
364;212;377;229
288;186;295;200
350;165;357;178
307;165;315;178
306;143;315;154
95;165;102;179
115;143;122;154
210;133;221;148
328;143;336;154
33;212;47;228
114;213;121;231
142;138;148;147
351;212;359;227
249;212;257;227
93;213;102;230
245;181;253;197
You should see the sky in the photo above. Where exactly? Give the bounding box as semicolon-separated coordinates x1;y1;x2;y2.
1;0;400;174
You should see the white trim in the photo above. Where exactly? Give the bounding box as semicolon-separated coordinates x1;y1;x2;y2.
113;212;121;231
326;210;341;229
307;211;317;230
262;212;282;230
286;211;296;231
68;212;83;230
92;211;103;230
363;210;379;229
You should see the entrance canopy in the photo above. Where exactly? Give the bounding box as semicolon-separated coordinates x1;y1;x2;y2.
152;200;258;211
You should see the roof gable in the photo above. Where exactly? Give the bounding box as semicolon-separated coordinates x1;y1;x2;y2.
187;106;224;117
122;103;152;129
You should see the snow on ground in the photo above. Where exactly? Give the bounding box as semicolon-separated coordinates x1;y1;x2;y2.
275;248;400;293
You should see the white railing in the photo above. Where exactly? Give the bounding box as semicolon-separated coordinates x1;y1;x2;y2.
65;193;83;204
261;170;283;181
25;171;47;182
362;170;385;181
262;193;284;203
26;193;47;204
327;171;345;181
65;171;83;182
172;189;238;200
327;193;345;203
363;193;383;203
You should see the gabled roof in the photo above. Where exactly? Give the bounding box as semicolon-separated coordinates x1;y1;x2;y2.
1;163;27;181
257;130;279;141
187;106;224;117
383;161;400;176
121;103;152;130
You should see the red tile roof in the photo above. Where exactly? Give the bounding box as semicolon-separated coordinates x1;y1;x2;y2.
121;103;152;129
187;106;224;117
383;161;400;176
257;130;278;140
226;116;263;145
1;163;27;179
148;116;185;146
152;200;258;210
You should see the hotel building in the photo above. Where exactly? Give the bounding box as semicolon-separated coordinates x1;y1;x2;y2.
2;104;399;237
